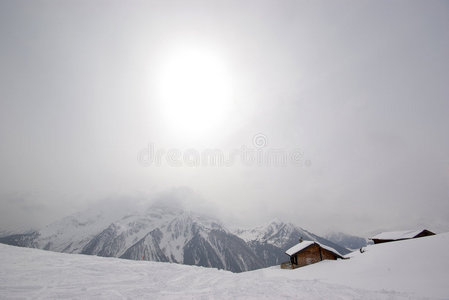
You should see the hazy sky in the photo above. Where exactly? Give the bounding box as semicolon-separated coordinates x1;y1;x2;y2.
1;0;448;236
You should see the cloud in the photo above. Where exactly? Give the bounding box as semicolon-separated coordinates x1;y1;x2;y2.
0;0;448;236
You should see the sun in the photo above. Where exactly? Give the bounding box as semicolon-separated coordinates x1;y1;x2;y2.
156;46;233;140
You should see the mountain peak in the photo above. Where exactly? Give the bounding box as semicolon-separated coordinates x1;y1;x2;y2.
267;218;284;226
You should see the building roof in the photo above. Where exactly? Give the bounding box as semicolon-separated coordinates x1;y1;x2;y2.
285;240;344;258
370;229;433;241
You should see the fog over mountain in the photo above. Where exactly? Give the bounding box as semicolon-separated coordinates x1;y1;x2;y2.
0;199;353;272
1;0;449;237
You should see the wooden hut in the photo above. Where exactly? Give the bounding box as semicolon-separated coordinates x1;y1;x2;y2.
370;229;435;244
281;239;344;269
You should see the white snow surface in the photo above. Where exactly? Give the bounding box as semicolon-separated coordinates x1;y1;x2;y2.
1;232;449;299
370;229;427;240
285;240;343;257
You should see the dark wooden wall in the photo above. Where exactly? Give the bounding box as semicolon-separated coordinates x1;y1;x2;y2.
373;230;436;244
293;244;338;267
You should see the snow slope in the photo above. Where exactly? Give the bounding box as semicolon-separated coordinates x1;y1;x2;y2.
260;232;449;299
0;243;416;299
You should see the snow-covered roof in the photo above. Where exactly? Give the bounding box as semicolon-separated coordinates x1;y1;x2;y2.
370;230;432;241
285;241;314;256
285;240;343;258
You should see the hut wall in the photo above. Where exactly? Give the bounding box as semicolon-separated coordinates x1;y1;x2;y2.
292;244;339;267
320;248;338;260
415;230;436;238
372;239;393;244
295;244;322;267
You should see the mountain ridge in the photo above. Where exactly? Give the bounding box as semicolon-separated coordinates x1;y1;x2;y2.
0;203;350;272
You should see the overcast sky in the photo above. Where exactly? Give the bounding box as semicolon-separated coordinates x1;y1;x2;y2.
1;0;448;236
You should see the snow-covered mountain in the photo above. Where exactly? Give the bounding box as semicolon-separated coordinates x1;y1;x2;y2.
0;204;348;272
324;232;369;250
81;205;263;272
234;219;351;266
